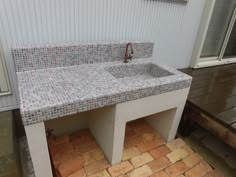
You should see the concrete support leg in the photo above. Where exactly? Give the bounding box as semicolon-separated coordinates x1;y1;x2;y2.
89;106;125;165
145;104;185;142
24;122;53;177
116;88;189;143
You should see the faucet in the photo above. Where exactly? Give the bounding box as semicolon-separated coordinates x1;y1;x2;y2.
124;43;134;63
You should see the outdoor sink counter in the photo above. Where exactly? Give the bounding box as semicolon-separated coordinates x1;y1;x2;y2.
13;41;192;177
17;60;190;125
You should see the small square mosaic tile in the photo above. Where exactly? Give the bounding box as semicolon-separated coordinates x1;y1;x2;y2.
12;41;154;72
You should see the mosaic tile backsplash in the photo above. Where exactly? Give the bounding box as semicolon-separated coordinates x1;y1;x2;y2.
12;41;154;72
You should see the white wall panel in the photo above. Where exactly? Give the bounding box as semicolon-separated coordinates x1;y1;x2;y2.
0;0;205;111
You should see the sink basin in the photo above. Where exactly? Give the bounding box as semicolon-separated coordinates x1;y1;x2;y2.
105;63;173;81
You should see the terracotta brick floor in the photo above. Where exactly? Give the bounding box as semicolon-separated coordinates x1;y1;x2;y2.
47;119;224;177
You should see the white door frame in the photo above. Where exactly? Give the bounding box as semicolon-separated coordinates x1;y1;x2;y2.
190;0;236;68
0;46;11;96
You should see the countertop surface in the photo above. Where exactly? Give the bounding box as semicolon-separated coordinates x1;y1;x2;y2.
17;58;192;126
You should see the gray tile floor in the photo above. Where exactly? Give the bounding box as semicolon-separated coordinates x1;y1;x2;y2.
0;111;21;177
19;137;35;177
0;153;21;177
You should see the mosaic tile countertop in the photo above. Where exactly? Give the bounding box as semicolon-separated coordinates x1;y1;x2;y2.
17;58;192;126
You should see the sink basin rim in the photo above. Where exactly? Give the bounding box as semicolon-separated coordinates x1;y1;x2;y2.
104;62;174;80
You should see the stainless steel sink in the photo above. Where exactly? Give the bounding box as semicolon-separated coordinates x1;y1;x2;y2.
105;63;173;81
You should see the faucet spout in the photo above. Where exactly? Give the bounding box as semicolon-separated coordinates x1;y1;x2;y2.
124;43;134;63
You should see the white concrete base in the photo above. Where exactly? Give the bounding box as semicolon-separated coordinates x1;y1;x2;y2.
89;88;189;165
45;112;88;136
145;108;178;142
89;106;126;165
24;122;53;177
25;87;189;174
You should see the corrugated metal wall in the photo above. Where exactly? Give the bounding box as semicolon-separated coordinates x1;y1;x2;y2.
0;0;205;111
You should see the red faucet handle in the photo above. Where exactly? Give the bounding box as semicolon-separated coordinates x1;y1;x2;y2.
124;43;134;63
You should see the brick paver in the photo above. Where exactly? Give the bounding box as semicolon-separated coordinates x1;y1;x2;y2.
185;160;212;177
84;158;110;176
166;138;186;151
108;161;133;177
165;161;189;177
82;149;104;165
58;156;84;177
124;136;143;149
48;121;224;177
68;169;86;177
182;153;203;168
150;145;171;159
127;165;152;177
48;135;70;145
141;132;158;141
148;156;172;173
75;142;100;154
49;142;74;157
122;147;141;161
130;152;153;168
87;170;111;177
53;150;79;167
150;170;169;177
167;148;189;163
181;145;194;155
137;139;163;152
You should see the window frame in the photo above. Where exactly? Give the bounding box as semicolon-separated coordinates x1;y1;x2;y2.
0;51;11;96
191;0;236;68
